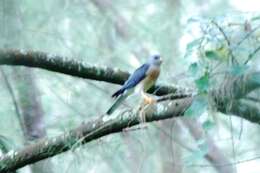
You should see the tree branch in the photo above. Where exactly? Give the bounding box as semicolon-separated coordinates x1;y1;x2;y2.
0;98;192;172
0;49;260;172
0;49;177;96
0;93;258;172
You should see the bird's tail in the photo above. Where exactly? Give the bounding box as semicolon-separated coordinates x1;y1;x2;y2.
106;94;127;115
111;88;125;98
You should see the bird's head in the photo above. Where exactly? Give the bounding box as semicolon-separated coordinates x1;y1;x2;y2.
148;54;162;66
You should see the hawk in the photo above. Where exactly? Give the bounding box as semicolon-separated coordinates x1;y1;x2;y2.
106;55;162;115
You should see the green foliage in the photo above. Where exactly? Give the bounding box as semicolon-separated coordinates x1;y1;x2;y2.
205;50;220;60
185;95;208;117
202;120;215;130
186;38;202;52
195;72;209;93
188;62;199;76
250;73;260;84
184;14;260;122
229;64;249;76
0;135;14;153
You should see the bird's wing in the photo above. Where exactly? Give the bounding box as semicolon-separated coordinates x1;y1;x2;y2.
112;63;150;97
107;64;150;115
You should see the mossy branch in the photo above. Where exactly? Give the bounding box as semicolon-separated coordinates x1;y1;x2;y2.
0;49;177;96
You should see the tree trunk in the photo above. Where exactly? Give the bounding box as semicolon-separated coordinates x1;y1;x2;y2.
12;68;54;173
182;118;235;173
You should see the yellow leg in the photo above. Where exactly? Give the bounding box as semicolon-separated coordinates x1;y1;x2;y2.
138;92;157;124
141;92;157;105
137;92;156;123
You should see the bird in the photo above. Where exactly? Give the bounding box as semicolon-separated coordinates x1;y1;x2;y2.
106;54;162;115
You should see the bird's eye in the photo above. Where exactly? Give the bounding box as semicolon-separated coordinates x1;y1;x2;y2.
154;55;159;60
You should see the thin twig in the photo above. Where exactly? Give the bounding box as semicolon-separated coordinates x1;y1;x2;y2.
185;155;260;168
0;68;26;138
245;96;260;102
244;45;260;64
211;20;238;65
236;23;260;47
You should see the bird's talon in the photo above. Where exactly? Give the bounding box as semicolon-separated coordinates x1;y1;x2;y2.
144;96;156;105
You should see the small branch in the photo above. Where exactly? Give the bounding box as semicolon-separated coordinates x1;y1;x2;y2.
244;45;260;64
185;155;260;168
236;23;260;47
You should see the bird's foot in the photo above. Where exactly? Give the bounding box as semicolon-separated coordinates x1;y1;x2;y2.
139;108;146;123
143;94;157;105
138;104;150;123
137;93;156;124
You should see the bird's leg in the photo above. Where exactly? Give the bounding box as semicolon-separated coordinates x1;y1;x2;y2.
139;104;146;123
141;91;157;105
137;91;156;123
135;90;157;124
136;99;148;125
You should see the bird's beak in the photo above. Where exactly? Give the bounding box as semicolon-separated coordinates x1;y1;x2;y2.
159;58;163;64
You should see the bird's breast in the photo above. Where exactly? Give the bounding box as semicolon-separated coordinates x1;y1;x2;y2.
146;66;160;80
142;67;160;91
148;70;160;80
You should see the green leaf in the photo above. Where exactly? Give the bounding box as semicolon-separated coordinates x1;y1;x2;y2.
202;120;215;130
229;65;248;76
187;17;200;24
195;73;209;92
250;73;260;85
205;50;219;60
185;96;208;117
186;38;202;51
251;16;260;21
188;63;199;76
0;135;14;153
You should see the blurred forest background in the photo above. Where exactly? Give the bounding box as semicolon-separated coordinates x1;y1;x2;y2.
1;0;260;173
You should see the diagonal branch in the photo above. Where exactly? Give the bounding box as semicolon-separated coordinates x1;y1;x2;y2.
0;93;259;172
0;68;26;137
182;118;235;173
0;98;192;173
244;45;260;64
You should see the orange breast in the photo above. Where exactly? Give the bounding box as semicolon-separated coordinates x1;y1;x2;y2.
141;67;160;91
147;68;160;80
